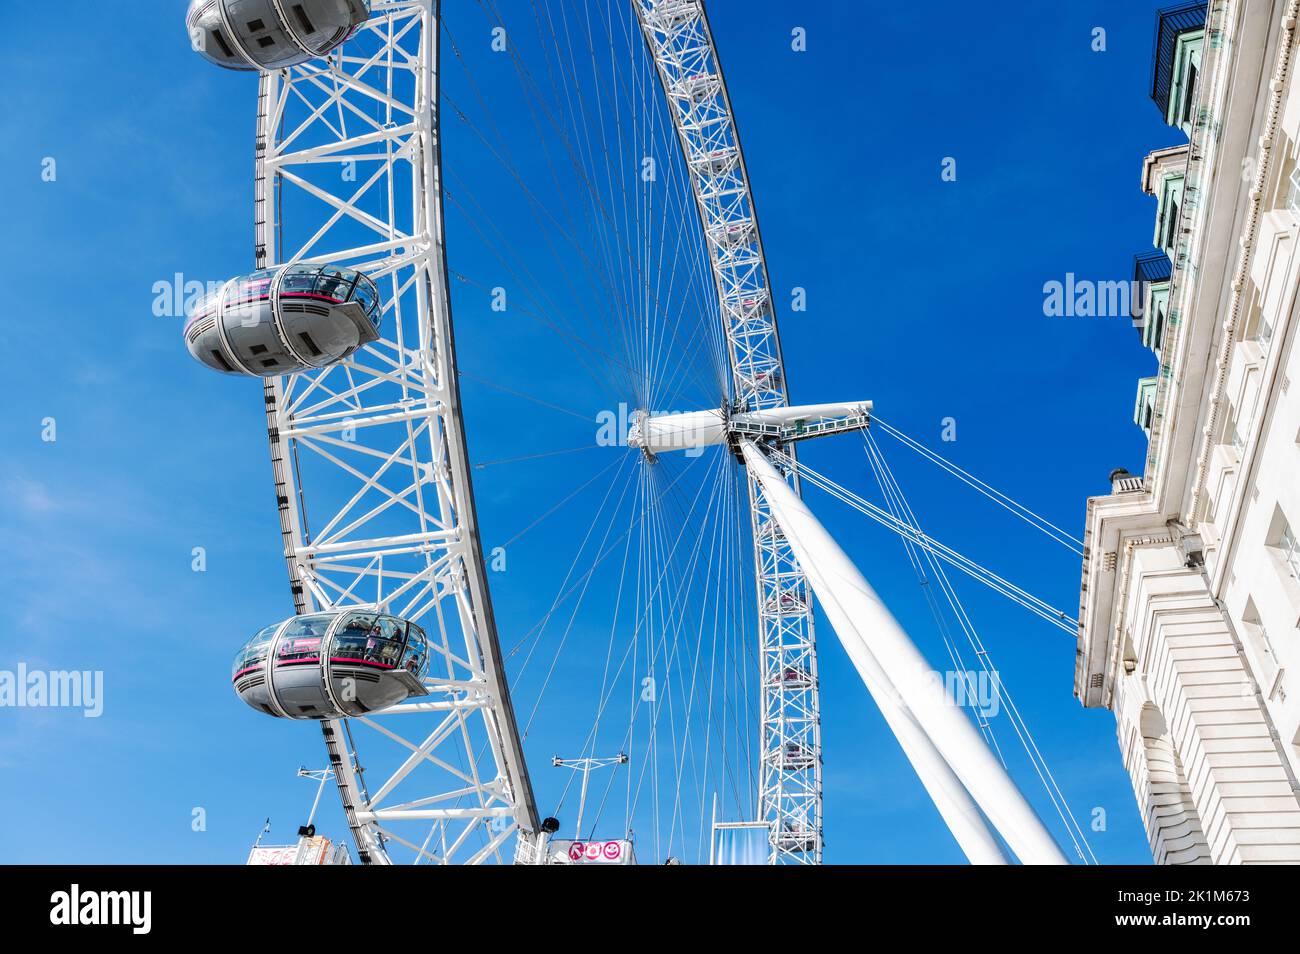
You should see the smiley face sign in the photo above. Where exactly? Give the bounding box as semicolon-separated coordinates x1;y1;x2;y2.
553;839;633;865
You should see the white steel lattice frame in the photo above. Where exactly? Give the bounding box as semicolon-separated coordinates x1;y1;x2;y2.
635;0;822;863
253;0;536;864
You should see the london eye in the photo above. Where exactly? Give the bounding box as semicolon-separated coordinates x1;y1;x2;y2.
186;0;1094;866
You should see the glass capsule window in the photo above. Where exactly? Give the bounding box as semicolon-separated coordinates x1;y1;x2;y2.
232;623;279;680
352;275;381;325
231;270;275;306
401;623;428;677
315;266;354;303
185;266;381;329
186;286;223;329
275;264;381;322
368;616;406;668
280;613;336;639
279;265;320;297
328;612;407;668
275;613;336;664
332;611;378;661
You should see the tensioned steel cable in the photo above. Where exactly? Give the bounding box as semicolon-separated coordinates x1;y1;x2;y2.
438;0;761;855
769;447;1076;634
872;417;1085;554
862;433;1097;864
863;437;1005;761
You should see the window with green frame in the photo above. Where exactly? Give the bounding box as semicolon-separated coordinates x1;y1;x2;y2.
1157;176;1184;253
1145;283;1170;354
1168;32;1205;130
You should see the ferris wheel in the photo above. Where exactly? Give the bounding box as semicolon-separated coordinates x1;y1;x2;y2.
186;0;1097;866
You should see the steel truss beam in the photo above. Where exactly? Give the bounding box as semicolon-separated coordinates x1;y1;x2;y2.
254;0;536;864
635;0;822;863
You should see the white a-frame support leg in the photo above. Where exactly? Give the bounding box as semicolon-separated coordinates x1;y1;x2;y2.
841;659;1011;864
741;441;1068;865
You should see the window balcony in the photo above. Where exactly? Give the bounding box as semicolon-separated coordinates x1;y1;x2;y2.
1143;145;1190;256
1134;375;1159;438
1132;250;1172;355
1151;2;1208;129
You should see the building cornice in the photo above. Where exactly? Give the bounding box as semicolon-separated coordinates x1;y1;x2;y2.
1188;3;1299;523
1142;143;1192;195
1075;486;1172;705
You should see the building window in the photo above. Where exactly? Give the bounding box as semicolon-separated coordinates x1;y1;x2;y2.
1134;376;1159;436
1153;6;1207;128
1288;165;1300;216
1282;520;1300;579
1256;315;1275;352
1181;60;1198;126
1243;598;1277;662
1238;290;1274;353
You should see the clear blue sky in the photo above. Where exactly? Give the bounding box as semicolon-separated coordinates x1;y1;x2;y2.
0;1;1179;864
